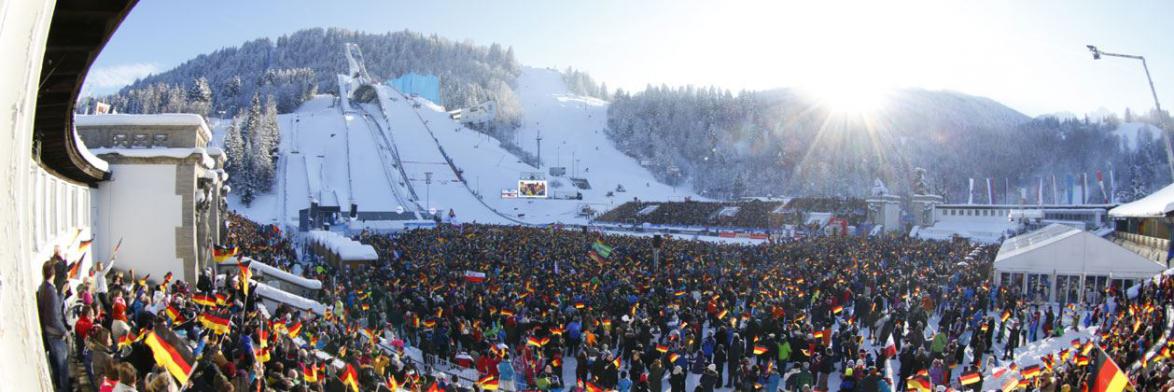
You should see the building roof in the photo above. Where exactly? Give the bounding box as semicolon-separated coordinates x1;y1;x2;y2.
33;0;138;185
75;113;213;141
994;223;1164;278
1108;183;1174;218
306;230;378;261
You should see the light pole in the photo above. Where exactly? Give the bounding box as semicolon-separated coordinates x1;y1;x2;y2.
425;171;432;213
1087;44;1173;181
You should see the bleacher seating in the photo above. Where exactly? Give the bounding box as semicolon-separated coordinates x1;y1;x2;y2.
595;197;868;230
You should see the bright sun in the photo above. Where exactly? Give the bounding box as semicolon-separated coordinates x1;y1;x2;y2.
807;83;890;115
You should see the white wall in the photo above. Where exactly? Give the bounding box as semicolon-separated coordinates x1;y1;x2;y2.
94;164;185;281
0;0;69;389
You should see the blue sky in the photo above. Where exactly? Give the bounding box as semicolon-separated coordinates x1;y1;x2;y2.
88;0;1174;117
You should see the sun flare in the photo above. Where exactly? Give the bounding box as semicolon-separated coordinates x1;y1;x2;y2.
807;83;890;116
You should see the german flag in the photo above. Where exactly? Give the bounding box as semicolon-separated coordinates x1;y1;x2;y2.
499;308;515;318
1071;338;1082;348
1081;340;1095;356
602;319;612;328
198;313;231;335
1090;346;1130;392
215;293;228;306
656;344;669;353
550;326;564;336
258;328;269;348
162;272;173;287
959;371;981;385
813;330;825;340
340;363;360;392
422;319;437;329
674;289;687;297
1001;309;1011;322
192;294;216;307
574;300;586;309
143;327;196;386
585;381;604;392
212;245;238;263
287;321;303;338
753;345;768;355
165;305;183;323
907;376;931;392
117;331;142;349
237;260;252;295
254;347;271;363
716;309;729;320
477;374;499;390
1041;354;1054;371
613;356;622;369
1075;354;1090;366
1020;364;1041;379
527;336;543;347
385;374;398;391
67;255;84;279
832;305;843;314
302;363;319;383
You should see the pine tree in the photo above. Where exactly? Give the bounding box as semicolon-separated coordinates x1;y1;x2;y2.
187;77;213;116
263;95;280;160
223;119;245;179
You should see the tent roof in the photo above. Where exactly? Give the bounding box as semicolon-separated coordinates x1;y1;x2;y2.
994;224;1165;278
1109;182;1174;218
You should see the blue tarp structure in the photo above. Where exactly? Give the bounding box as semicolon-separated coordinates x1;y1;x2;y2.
389;72;441;105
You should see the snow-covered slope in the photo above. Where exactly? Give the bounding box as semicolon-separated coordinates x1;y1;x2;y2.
506;68;693;208
225;68;691;227
1112;122;1160;150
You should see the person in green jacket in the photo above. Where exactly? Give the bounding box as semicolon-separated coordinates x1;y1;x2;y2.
929;332;947;357
778;339;792;365
786;362;814;391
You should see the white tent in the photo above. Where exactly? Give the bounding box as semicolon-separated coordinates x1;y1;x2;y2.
993;224;1165;303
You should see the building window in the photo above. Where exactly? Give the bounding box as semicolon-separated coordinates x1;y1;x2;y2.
113;133;129;148
131;134;149;148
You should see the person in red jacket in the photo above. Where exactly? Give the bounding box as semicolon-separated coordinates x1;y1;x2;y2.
74;305;95;356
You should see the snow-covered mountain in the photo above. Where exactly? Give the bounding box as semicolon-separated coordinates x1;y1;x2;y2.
221;67;691;227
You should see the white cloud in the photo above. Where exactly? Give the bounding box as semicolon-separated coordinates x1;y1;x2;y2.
82;63;160;95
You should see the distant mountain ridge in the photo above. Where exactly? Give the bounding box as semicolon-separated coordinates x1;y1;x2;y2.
606;85;1165;200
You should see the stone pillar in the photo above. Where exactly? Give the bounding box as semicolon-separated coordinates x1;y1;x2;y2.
911;194;944;227
867;194;903;233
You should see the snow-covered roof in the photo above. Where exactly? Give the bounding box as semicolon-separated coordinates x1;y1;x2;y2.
1109;183;1174;218
73;128;109;172
88;147;217;169
912;217;1017;244
75;113;212;141
306;230;379;261
994;224;1164;278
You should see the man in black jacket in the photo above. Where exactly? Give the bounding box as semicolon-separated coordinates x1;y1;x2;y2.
37;260;70;392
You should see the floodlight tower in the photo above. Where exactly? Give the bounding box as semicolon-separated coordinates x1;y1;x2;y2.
1087;45;1172;181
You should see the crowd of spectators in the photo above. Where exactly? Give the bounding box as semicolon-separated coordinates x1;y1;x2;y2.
34;217;1174;392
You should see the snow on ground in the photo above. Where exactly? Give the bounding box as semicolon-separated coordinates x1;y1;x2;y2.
1112;122;1160;150
224;94;416;226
